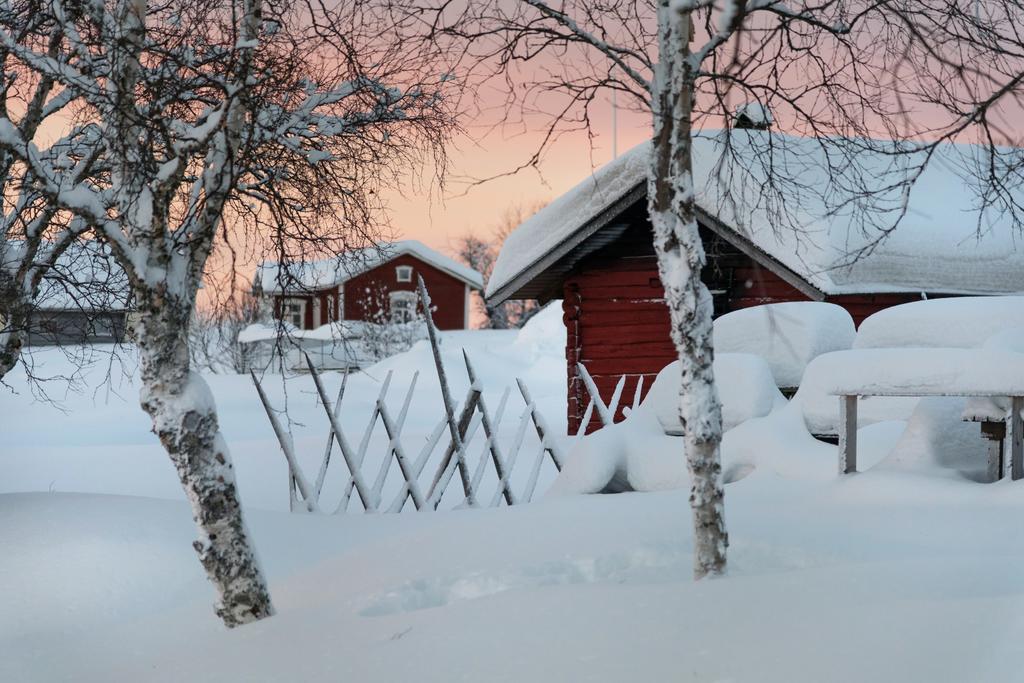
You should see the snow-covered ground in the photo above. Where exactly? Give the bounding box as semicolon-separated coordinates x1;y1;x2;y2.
5;301;1024;682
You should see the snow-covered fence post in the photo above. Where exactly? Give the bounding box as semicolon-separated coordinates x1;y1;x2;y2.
418;275;477;507
250;371;319;513
576;363;614;427
305;354;376;511
464;350;516;505
426;387;482;509
337;371;394;512
516;377;565;471
366;372;420;509
315;370;349;503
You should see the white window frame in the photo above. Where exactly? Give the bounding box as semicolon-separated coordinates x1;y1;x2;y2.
281;297;306;329
395;265;413;283
389;290;417;324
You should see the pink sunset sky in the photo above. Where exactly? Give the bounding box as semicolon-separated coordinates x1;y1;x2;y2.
383;103;651;255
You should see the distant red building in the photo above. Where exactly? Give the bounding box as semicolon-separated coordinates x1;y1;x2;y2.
486;134;1024;433
257;241;482;330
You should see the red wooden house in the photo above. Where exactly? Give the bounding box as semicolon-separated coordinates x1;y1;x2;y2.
486;133;1024;433
257;240;483;331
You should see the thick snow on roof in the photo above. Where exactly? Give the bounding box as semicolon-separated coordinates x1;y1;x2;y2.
258;240;483;294
488;132;1024;299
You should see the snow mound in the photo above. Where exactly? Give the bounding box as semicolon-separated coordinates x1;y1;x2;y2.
818;348;1024;396
982;325;1024;353
794;347;1024;435
550;355;785;495
513;300;566;357
648;355;786;434
854;296;1024;349
875;397;990;482
713;302;855;388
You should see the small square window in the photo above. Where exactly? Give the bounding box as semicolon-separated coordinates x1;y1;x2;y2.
396;265;413;282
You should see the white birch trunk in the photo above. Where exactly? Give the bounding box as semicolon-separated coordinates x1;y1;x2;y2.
649;2;728;579
134;283;274;626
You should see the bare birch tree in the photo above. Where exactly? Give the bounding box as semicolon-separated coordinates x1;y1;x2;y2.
455;202;542;329
413;0;1024;578
0;0;455;625
0;3;102;381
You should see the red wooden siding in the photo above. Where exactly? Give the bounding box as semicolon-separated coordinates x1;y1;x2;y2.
563;219;945;434
272;253;469;330
343;253;467;330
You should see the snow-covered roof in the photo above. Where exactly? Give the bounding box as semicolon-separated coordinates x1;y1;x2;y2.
1;240;131;312
488;132;1024;302
258;240;483;294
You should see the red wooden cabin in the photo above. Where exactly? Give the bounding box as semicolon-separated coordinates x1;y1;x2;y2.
486;135;1024;433
257;241;483;331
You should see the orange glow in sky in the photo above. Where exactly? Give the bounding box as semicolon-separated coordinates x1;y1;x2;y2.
384;104;652;254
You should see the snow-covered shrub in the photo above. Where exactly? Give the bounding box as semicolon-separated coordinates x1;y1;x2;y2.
713;302;855;389
854;296;1024;349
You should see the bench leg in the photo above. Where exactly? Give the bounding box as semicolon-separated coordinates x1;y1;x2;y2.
1012;397;1023;481
839;395;857;475
980;421;1006;483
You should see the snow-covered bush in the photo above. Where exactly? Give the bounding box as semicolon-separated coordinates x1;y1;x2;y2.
854;296;1024;349
713;302;855;389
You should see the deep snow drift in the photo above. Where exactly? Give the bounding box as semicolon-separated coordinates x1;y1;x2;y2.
5;297;1024;682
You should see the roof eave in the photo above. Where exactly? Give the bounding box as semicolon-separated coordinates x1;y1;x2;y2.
487;182;647;305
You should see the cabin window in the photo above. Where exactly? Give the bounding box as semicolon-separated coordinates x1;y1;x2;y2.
389;290;417;323
281;298;306;329
395;265;413;282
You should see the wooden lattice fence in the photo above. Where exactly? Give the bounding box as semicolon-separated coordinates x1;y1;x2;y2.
253;277;572;513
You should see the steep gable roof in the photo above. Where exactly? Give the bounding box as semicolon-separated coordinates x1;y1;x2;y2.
487;132;1024;304
258;239;484;294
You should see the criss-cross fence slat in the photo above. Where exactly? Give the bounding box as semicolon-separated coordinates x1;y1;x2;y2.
252;282;644;515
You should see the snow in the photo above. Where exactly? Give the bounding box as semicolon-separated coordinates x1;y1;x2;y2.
552;354;785;495
487;145;649;299
854;296;1024;349
8;304;1024;681
713;301;855;388
818;348;1024;396
794;347;1024;436
488;132;1024;301
649;355;785;434
258;239;483;293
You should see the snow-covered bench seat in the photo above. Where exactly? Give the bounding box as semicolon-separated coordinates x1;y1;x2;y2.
822;348;1024;480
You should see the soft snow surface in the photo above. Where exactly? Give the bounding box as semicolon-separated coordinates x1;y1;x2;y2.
7;302;1024;681
854;296;1024;349
488;132;1024;300
713;301;855;387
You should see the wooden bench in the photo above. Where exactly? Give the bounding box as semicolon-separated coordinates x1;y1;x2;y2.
834;391;1024;481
